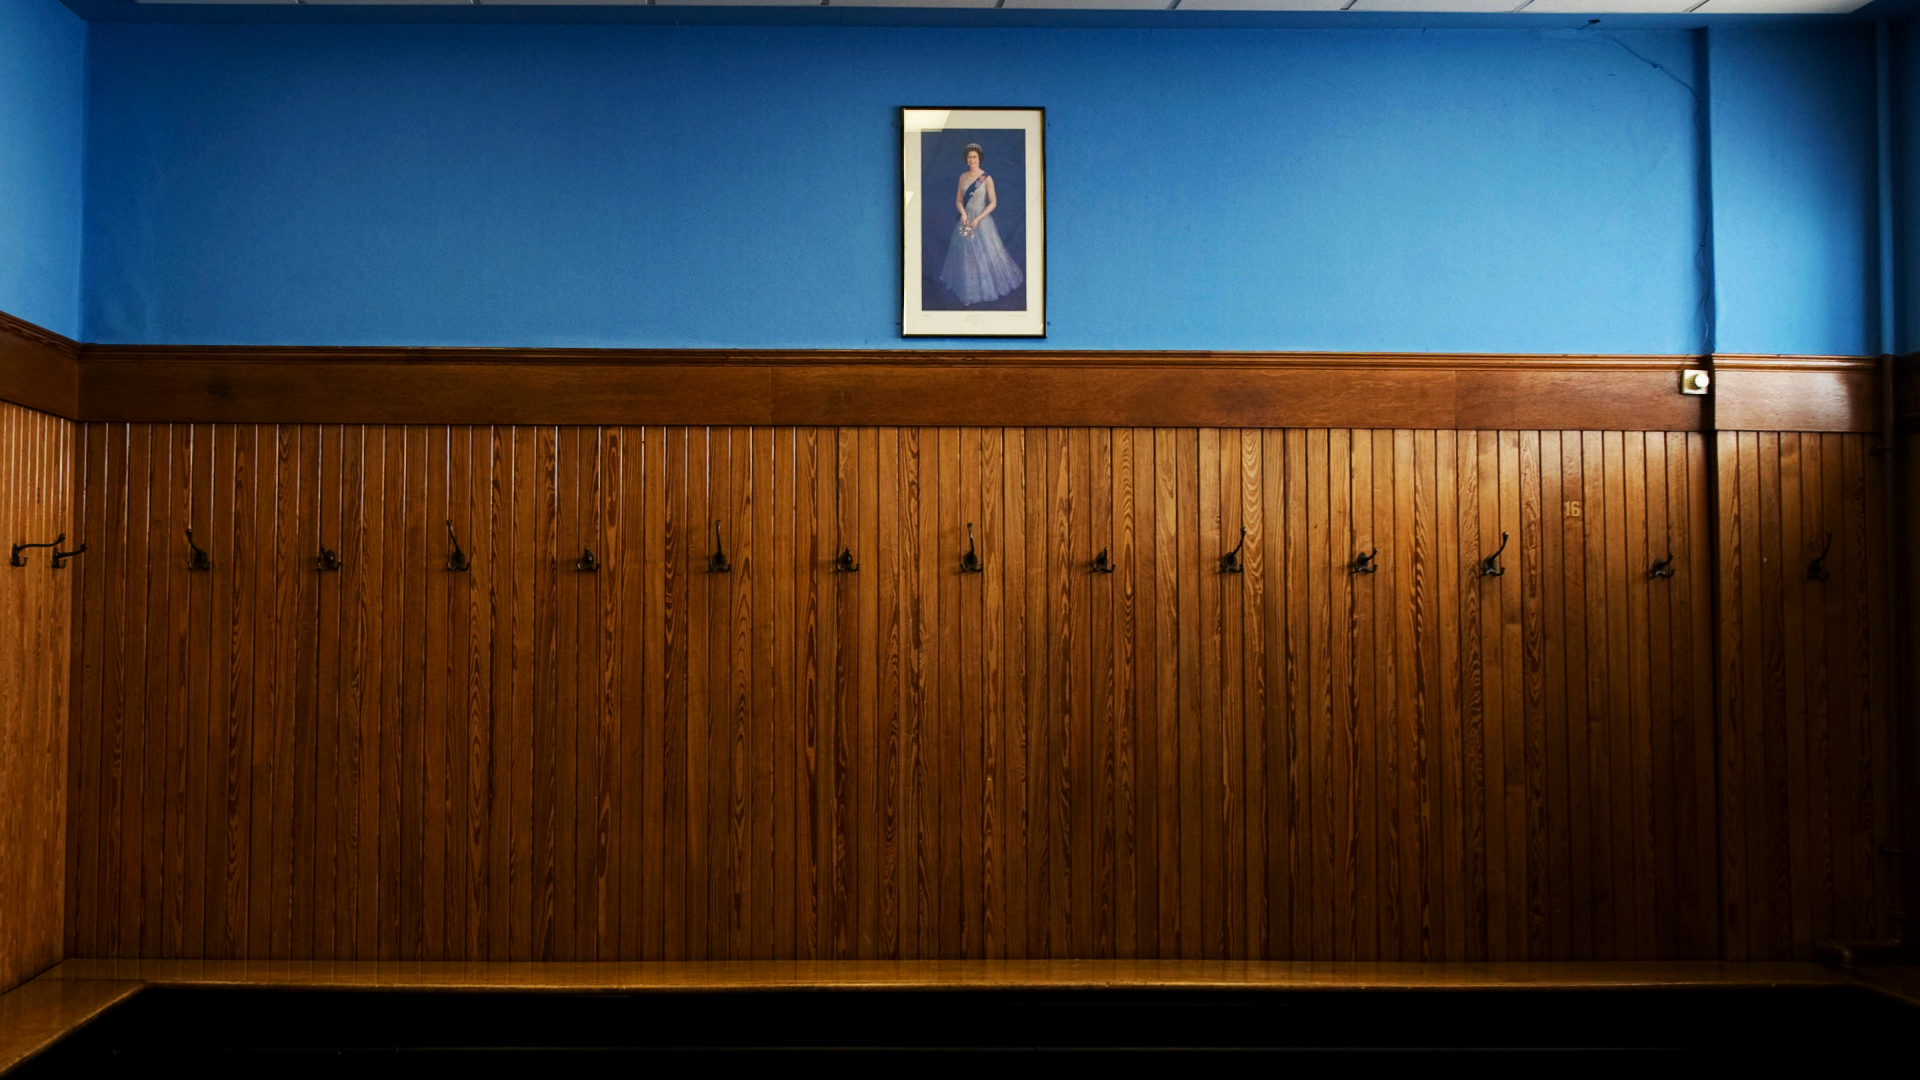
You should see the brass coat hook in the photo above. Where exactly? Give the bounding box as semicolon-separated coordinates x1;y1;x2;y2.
316;545;341;572
185;527;212;572
9;534;60;568
575;547;600;573
1220;526;1246;574
1807;532;1834;582
709;520;731;573
446;520;470;572
960;523;982;574
1479;531;1509;577
1650;554;1676;579
52;539;86;570
1091;547;1116;574
1352;548;1379;574
832;547;859;573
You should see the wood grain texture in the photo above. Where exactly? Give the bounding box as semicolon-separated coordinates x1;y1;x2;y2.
1;401;74;994
40;956;1852;993
59;423;1891;961
72;352;1713;431
1711;431;1895;958
0;312;80;421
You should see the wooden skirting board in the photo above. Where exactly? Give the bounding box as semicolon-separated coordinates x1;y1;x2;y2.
38;957;1858;993
0;309;1890;432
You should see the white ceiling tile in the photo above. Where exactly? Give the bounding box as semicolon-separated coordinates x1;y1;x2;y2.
1691;0;1866;10
1519;0;1702;11
1348;0;1525;9
1178;0;1349;9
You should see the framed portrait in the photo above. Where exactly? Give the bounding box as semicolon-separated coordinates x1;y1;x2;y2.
901;107;1046;338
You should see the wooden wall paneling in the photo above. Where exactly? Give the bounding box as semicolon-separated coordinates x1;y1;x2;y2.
1349;430;1377;962
1027;426;1052;959
753;426;780;961
874;427;901;959
0;402;72;994
1238;430;1267;959
1000;428;1029;959
1518;430;1549;961
1641;432;1676;959
54;420;1892;966
67;422;107;962
1258;429;1287;959
831;427;859;959
686;425;712;961
506;425;534;962
988;427;1012;959
1783;432;1817;959
1090;428;1115;960
726;426;752;960
1150;428;1176;959
660;426;688;961
1216;430;1244;961
956;424;983;953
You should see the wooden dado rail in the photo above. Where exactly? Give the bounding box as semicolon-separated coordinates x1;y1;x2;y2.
0;309;1890;433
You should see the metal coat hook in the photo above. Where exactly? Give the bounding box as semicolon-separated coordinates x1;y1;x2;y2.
832;547;859;573
961;523;983;574
1220;526;1246;574
575;547;600;573
1807;532;1834;582
708;520;731;574
316;545;341;572
1352;548;1379;575
9;535;60;568
446;521;470;572
1091;548;1116;574
1650;554;1676;580
1479;531;1509;577
185;528;212;572
52;539;86;570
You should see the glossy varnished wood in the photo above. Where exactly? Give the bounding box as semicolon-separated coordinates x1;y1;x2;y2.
0;974;140;1074
59;423;1890;962
0;402;74;995
74;351;1713;431
42;956;1850;993
0;313;79;421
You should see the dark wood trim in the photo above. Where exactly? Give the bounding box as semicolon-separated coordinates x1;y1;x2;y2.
0;310;80;420
0;323;1870;430
77;347;1709;429
1710;354;1881;434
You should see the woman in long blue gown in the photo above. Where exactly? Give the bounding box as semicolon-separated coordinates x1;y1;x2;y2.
938;144;1024;306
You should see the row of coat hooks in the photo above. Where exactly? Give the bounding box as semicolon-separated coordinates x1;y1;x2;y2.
154;522;1846;584
7;534;86;570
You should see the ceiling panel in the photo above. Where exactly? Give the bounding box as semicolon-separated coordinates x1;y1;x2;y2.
1692;0;1867;10
1178;0;1350;9
1520;0;1704;11
1349;0;1524;10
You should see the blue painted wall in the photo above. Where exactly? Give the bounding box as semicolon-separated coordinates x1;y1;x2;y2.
84;24;1711;352
1708;26;1879;358
1896;19;1920;355
0;0;86;340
